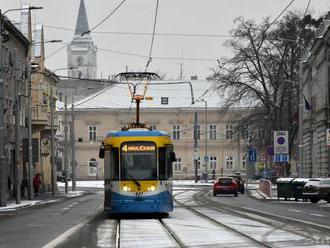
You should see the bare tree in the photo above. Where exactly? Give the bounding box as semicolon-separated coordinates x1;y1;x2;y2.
209;12;320;154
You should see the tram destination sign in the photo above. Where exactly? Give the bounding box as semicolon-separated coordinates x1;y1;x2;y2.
122;143;156;152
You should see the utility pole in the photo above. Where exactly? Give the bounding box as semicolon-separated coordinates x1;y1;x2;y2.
27;61;33;200
194;112;198;183
64;95;68;193
298;61;304;177
50;86;56;195
237;129;241;174
0;10;8;207
14;60;22;204
0;79;6;206
204;100;208;182
71;99;76;191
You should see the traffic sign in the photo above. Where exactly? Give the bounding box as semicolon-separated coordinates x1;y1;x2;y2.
204;156;209;162
248;149;257;162
274;131;289;154
266;145;274;157
273;154;289;163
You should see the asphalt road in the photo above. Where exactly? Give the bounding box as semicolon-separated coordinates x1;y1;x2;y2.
209;189;330;228
0;190;103;248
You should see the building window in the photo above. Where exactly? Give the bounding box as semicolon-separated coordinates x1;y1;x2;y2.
209;156;217;170
172;125;181;140
209;124;217;140
150;125;157;131
161;97;169;105
89;126;96;141
225;156;233;169
226;124;233;139
242;155;246;170
173;158;182;171
193;124;201;140
88;158;98;176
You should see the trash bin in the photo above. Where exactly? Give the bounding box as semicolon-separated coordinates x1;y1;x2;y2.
292;178;309;202
276;178;295;201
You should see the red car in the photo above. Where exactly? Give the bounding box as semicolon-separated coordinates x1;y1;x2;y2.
213;177;238;197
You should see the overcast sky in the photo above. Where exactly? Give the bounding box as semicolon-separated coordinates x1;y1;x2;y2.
1;0;329;80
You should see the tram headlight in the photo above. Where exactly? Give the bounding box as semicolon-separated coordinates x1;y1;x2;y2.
123;186;128;191
150;185;156;191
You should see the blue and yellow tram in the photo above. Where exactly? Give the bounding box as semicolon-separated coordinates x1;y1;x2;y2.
99;128;176;214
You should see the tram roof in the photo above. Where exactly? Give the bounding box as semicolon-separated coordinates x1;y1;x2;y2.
106;129;169;137
68;80;253;111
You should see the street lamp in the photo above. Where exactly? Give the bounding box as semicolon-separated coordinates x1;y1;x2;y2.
196;99;208;182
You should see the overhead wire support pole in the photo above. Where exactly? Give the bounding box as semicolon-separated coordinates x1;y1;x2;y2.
204;100;208;183
64;95;68;193
50;86;56;195
0;79;6;206
298;60;304;177
14;60;21;204
71;98;76;191
27;59;33;200
0;10;7;207
194;112;198;183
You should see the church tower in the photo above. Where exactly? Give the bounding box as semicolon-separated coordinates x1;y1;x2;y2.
67;0;97;79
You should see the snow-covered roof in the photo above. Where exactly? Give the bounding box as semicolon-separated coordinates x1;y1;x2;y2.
70;80;241;111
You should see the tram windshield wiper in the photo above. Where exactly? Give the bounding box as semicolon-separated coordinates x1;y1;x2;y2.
126;171;141;187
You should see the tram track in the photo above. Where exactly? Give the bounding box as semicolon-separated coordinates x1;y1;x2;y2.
115;219;121;248
194;188;330;235
158;218;187;248
173;196;273;248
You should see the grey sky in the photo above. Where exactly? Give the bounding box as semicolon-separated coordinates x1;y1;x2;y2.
1;0;329;80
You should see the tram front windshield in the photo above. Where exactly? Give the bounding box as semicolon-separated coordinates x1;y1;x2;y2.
121;143;157;180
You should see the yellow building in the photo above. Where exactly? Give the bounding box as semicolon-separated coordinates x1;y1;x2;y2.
59;80;251;180
31;24;59;191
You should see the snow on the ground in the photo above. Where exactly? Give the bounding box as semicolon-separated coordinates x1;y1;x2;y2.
0;200;41;212
57;180;105;188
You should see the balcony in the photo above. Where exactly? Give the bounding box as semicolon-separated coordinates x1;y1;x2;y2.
32;106;50;126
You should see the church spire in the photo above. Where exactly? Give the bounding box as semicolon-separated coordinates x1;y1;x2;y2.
74;0;90;36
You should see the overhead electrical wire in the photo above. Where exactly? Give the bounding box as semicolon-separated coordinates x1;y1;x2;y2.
303;0;311;16
145;0;160;71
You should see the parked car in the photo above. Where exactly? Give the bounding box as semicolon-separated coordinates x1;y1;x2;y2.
230;175;245;194
213;177;238;197
302;178;330;203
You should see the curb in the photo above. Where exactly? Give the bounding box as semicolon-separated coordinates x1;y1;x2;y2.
0;192;87;213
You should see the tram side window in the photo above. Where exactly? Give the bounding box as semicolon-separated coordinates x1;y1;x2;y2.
159;147;174;180
159;148;166;180
109;148;119;180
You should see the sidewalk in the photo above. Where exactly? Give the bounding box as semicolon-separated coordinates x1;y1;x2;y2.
0;190;85;212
